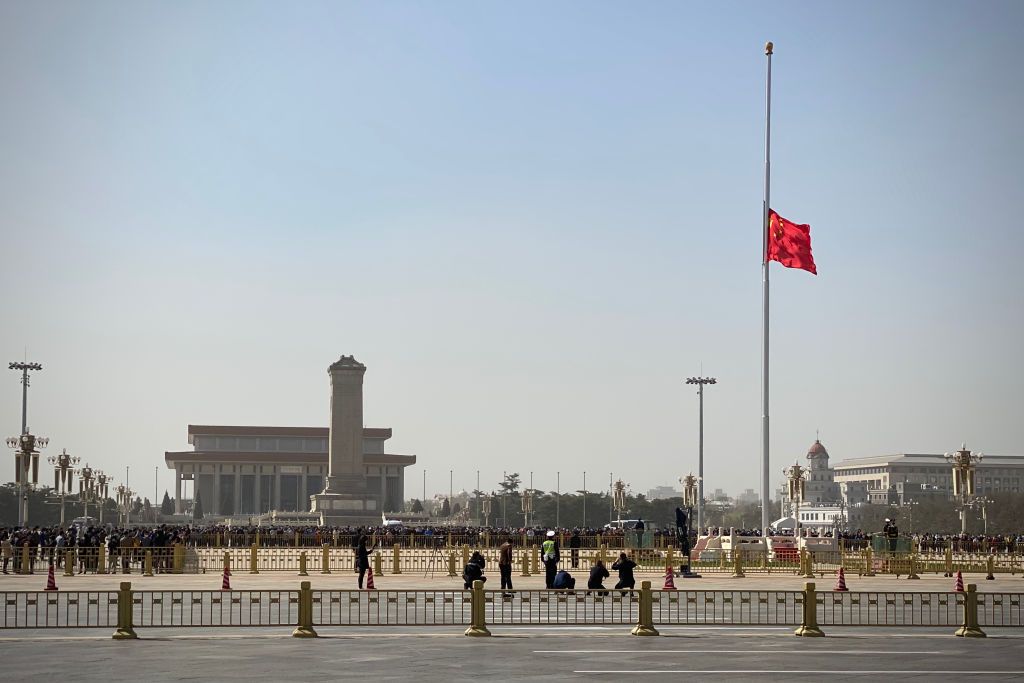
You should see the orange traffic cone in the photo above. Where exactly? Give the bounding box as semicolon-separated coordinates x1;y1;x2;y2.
662;564;676;590
834;567;849;592
366;566;376;590
44;562;58;591
954;570;964;592
221;567;232;591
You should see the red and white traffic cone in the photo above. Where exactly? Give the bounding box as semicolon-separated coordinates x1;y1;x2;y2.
662;563;676;590
954;570;964;592
44;562;58;592
834;567;849;592
366;567;376;590
221;567;232;591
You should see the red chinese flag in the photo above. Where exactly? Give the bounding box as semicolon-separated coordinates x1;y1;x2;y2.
767;210;817;275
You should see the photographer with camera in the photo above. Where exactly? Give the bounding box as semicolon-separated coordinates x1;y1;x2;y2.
463;550;487;589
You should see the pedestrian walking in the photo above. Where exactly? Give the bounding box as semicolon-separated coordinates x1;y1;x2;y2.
355;535;371;589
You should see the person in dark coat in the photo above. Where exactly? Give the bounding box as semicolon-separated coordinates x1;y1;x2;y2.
463;551;487;589
611;552;637;593
569;530;581;569
587;559;610;596
553;569;575;589
355;535;371;589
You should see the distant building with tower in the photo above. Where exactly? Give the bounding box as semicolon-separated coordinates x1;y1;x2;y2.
164;355;415;524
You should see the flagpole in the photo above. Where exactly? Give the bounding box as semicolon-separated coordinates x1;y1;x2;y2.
760;41;773;534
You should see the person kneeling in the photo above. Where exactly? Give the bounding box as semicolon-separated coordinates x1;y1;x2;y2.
588;559;610;596
463;551;487;589
611;552;637;595
553;569;576;590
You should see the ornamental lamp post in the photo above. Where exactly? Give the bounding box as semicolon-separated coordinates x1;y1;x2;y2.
945;445;982;535
6;431;49;526
95;471;110;524
783;462;807;544
521;488;534;527
612;479;628;524
116;484;134;526
481;495;492;528
78;464;98;522
48;448;80;526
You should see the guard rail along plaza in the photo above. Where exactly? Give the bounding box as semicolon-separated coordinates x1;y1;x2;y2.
2;580;1020;639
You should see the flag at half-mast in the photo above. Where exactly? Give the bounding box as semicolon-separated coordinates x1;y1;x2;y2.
767;209;816;275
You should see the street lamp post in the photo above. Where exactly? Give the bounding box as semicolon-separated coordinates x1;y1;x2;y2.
95;472;110;524
116;484;134;526
48;449;80;526
685;376;717;534
681;473;699;576
945;444;982;535
481;495;492;527
582;471;587;528
78;464;97;522
783;462;807;544
521;489;533;528
612;479;627;525
6;431;49;526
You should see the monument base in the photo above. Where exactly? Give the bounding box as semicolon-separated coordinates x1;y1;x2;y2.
310;493;381;527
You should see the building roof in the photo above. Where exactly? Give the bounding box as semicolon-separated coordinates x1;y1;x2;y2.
807;440;828;457
187;425;392;443
164;450;415;466
833;453;1024;469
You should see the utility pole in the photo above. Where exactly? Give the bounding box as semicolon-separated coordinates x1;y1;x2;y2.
686;375;717;534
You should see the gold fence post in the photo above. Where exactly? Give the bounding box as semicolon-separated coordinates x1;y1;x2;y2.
732;548;745;578
907;553;920;580
944;544;953;577
392;544;402;575
794;581;824;637
321;544;331;574
20;545;29;574
298;551;309;576
954;584;986;638
373;551;382;577
462;545;470;569
292;580;318;638
630;580;659;636
864;547;876;577
97;548;107;575
143;550;154;577
985;556;995;581
520;552;531;577
216;532;222;548
249;544;259;574
531;547;539;575
803;549;814;579
64;550;74;577
255;531;260;548
464;579;491;637
666;547;675;569
448;552;458;578
173;544;184;574
112;581;138;640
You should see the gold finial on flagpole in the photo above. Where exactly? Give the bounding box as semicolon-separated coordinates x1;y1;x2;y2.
765;41;774;55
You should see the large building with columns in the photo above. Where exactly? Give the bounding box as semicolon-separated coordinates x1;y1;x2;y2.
165;424;415;518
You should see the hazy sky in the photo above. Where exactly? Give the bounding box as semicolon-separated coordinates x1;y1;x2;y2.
2;1;1022;505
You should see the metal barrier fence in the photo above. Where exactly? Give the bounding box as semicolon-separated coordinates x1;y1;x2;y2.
1;581;1020;638
182;545;1024;578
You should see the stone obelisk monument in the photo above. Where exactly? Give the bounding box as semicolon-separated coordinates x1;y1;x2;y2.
310;355;380;525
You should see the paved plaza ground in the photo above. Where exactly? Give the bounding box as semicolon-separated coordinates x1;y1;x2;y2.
1;567;1019;592
1;626;1023;681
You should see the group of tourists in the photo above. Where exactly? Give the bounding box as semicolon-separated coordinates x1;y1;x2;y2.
461;530;639;594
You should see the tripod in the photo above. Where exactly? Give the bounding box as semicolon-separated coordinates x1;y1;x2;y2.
424;540;449;579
